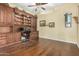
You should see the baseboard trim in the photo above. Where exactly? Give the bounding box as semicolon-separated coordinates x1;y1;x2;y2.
39;37;77;44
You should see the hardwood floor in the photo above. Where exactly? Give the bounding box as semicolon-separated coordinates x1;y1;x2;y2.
0;38;79;56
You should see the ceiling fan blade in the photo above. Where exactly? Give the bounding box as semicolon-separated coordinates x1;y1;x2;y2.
41;7;46;10
27;3;48;7
36;3;47;5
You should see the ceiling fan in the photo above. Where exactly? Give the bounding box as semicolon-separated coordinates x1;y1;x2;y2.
27;3;48;12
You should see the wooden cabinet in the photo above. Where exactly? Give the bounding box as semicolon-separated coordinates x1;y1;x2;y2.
0;4;13;26
0;5;5;23
0;32;21;46
31;16;37;31
14;32;21;42
30;31;39;42
7;32;21;43
7;33;15;43
5;6;13;25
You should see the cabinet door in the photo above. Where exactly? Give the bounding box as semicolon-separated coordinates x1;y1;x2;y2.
0;5;5;23
30;32;38;41
7;33;15;43
0;34;7;46
14;32;21;42
31;16;37;31
0;5;13;25
5;7;13;24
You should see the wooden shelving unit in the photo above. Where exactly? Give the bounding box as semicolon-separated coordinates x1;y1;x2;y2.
0;3;38;49
14;8;32;27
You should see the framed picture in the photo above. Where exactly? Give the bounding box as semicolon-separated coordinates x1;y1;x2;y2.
40;20;46;27
49;22;55;28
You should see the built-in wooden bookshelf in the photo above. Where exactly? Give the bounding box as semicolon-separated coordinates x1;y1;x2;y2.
0;3;38;49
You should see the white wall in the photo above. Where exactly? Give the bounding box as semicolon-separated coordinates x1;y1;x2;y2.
37;3;78;44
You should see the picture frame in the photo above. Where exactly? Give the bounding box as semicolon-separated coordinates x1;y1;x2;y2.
49;22;55;28
40;20;46;27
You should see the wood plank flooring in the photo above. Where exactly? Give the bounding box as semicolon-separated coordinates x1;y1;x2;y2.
0;38;79;56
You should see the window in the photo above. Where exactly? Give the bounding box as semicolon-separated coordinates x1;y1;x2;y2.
64;13;72;28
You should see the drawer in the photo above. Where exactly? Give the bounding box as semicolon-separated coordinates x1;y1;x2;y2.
0;40;7;45
0;34;7;37
0;37;7;40
0;27;11;33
